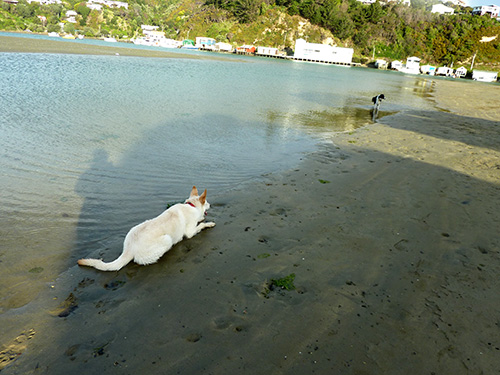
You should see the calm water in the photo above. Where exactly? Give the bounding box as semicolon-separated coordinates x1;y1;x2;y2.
0;39;435;313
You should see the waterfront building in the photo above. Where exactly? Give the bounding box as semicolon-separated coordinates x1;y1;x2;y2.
292;39;354;65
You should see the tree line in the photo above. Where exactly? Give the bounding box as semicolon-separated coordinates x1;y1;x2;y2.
206;0;500;66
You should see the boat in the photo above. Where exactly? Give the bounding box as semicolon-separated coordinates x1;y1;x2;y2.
62;34;76;39
48;32;60;37
103;37;117;43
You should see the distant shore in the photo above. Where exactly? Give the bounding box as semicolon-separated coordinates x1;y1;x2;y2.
0;34;220;59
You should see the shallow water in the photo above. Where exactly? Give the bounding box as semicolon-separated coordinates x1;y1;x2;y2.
0;46;435;313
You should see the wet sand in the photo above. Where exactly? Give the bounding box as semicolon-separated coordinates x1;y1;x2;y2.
1;54;500;373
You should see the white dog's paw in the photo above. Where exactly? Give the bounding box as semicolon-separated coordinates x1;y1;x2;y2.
205;222;216;228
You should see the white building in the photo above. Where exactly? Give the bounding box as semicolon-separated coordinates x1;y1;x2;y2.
455;66;467;78
375;59;388;69
256;46;281;56
215;42;233;52
472;70;498;82
86;0;128;10
439;0;466;5
26;0;61;4
400;56;421;74
431;4;454;15
65;10;77;23
141;25;159;33
391;60;403;70
87;3;102;10
436;66;454;76
421;64;436;75
196;37;216;49
385;0;410;6
472;5;500;18
293;39;353;65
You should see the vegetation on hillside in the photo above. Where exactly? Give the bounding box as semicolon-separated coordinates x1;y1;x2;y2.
1;0;499;68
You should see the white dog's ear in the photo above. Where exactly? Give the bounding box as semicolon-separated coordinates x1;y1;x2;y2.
190;186;198;197
199;189;207;204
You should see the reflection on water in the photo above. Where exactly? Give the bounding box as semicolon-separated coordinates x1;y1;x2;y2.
412;78;436;98
267;106;372;132
266;105;397;133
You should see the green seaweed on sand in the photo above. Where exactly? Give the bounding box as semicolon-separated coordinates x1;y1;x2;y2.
260;273;297;298
271;273;296;291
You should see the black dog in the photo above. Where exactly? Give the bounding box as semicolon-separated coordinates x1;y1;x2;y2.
371;94;385;120
372;94;385;105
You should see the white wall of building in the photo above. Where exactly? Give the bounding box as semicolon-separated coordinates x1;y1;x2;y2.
294;39;353;64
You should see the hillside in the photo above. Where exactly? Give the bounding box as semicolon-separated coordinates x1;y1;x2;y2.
1;0;499;69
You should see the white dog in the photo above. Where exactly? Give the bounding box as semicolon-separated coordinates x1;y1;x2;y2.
78;186;215;271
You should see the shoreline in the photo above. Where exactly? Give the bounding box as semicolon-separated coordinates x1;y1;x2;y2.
1;54;500;373
2;33;500;78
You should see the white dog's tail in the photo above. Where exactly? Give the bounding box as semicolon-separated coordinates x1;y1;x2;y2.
78;252;133;271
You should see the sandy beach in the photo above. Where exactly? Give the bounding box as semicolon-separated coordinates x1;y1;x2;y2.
1;38;500;374
0;34;221;60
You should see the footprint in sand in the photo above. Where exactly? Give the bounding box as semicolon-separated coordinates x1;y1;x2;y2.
0;329;36;370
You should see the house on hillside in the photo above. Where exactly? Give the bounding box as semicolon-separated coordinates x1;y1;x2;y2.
431;4;454;15
472;4;500;18
65;10;77;23
292;39;354;65
86;0;128;9
26;0;61;4
385;0;411;6
87;3;102;10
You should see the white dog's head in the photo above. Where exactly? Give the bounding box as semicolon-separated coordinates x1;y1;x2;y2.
186;186;210;218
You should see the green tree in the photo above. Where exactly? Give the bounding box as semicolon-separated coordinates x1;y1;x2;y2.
63;22;75;34
75;3;90;18
234;0;259;22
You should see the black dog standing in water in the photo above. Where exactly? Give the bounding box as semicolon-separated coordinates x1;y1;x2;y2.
371;94;385;121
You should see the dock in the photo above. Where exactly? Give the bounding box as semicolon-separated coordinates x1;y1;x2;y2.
287;56;360;67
